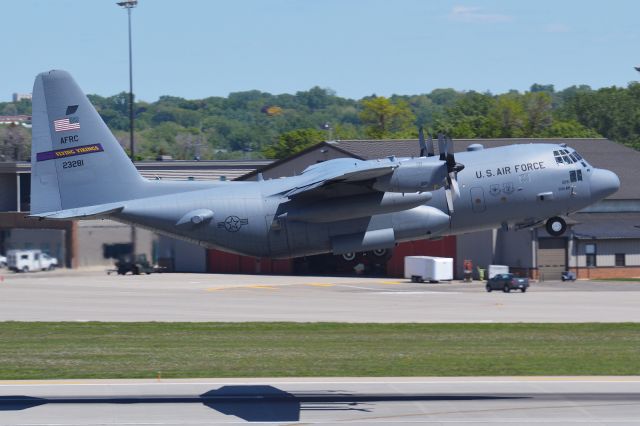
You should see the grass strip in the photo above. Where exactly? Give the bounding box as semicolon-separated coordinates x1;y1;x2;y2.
0;322;638;379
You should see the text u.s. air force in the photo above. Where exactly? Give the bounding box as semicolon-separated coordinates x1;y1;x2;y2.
475;161;545;179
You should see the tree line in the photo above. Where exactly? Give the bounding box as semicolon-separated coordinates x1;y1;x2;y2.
1;82;640;161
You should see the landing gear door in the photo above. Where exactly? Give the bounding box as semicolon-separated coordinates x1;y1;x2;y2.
470;187;486;213
265;215;290;257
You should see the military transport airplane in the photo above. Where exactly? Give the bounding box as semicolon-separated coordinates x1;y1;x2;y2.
29;70;620;259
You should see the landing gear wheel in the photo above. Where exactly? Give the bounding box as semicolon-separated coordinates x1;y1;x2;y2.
545;216;567;236
342;252;356;262
372;249;387;257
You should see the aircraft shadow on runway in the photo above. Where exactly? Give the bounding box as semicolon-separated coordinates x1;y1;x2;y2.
0;385;529;422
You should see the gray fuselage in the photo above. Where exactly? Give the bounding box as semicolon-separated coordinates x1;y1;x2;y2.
113;143;617;259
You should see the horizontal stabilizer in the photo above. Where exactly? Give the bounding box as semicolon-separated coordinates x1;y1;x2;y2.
29;204;124;220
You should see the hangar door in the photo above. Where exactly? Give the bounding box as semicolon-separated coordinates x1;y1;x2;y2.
537;238;566;281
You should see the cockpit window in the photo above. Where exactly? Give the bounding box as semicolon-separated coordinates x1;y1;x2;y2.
554;150;574;164
553;151;565;164
554;148;588;167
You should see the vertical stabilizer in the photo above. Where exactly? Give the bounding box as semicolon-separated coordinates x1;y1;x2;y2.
30;70;146;215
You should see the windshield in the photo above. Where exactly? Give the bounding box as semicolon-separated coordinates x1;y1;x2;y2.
553;148;590;168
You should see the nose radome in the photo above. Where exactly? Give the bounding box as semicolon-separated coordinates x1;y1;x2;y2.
590;169;620;200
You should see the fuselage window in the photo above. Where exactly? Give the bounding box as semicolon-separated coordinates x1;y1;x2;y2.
570;170;577;182
577;169;583;181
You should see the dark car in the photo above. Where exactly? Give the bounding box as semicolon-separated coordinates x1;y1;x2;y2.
486;273;529;293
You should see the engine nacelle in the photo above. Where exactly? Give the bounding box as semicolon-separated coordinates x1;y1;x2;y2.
330;205;451;255
372;160;447;193
286;192;432;223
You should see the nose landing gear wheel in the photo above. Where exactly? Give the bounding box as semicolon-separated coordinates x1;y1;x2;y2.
545;216;567;236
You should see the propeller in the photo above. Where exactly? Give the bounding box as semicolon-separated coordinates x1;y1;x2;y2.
419;131;464;213
437;134;446;161
440;136;465;213
418;127;435;157
427;134;434;157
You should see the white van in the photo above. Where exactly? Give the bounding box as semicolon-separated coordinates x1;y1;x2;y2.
7;250;58;272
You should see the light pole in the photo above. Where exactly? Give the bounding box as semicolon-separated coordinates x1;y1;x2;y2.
322;122;333;141
117;0;137;160
117;0;138;258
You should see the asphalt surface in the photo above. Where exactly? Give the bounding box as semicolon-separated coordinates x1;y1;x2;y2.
1;270;638;425
0;377;638;425
0;269;639;322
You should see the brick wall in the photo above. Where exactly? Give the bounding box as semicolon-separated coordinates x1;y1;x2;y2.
568;267;640;279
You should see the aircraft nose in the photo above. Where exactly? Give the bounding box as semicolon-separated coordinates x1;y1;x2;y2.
590;169;620;200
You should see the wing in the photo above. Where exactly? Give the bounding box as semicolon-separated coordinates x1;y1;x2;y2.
281;159;397;200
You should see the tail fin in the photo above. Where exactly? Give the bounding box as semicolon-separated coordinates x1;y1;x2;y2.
31;70;146;216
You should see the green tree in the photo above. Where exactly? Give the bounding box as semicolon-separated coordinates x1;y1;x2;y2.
489;94;527;137
541;120;601;138
359;96;415;139
262;128;325;159
0;124;30;161
523;92;553;136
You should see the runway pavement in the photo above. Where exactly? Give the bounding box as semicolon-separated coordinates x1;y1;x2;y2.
0;377;638;425
0;270;639;322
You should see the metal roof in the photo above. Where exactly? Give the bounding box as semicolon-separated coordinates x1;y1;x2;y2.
571;212;640;239
0;160;272;181
135;160;272;181
0;162;31;173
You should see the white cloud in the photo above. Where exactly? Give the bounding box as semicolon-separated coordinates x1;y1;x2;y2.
449;5;513;24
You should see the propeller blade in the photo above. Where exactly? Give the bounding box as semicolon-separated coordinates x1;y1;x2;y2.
450;172;460;197
427;134;435;157
418;127;427;157
445;136;456;169
438;134;446;161
445;188;454;213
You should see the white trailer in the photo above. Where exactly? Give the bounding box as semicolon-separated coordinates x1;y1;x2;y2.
487;264;509;279
7;250;58;273
404;256;453;283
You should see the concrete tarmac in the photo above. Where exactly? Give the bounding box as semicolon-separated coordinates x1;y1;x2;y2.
0;377;638;425
0;270;639;322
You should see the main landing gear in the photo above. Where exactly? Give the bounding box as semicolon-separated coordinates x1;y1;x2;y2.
545;216;567;236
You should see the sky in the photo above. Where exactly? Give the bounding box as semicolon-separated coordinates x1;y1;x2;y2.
2;0;640;102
